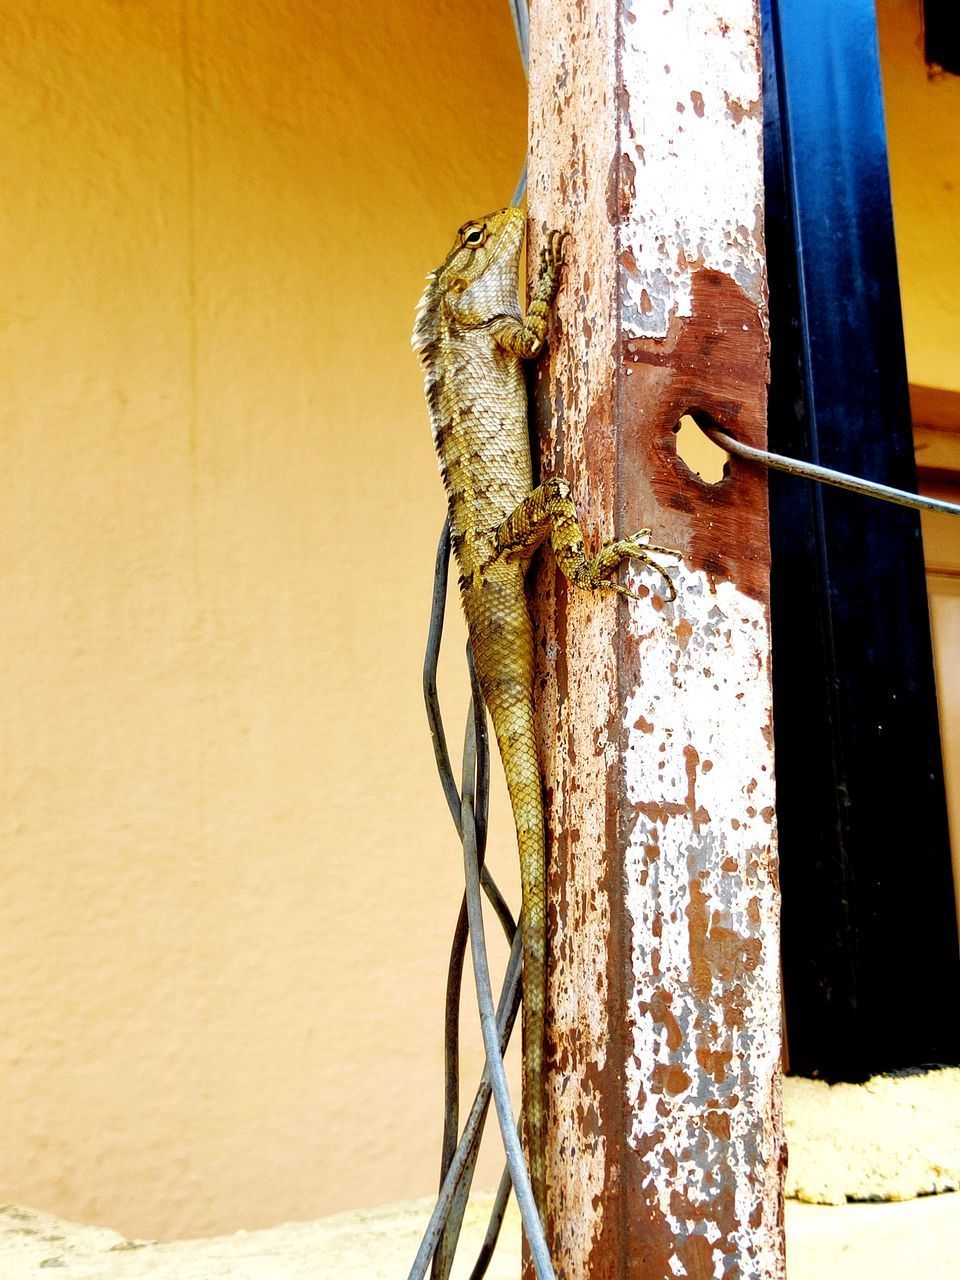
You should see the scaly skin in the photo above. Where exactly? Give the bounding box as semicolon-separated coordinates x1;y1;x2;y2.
413;207;675;1222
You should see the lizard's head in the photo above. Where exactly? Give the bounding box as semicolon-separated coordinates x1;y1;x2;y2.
434;207;525;327
413;207;525;365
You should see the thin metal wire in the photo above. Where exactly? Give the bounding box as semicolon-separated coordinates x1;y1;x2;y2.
422;521;461;826
433;903;475;1280
407;932;523;1280
507;0;529;72
422;523;515;937
460;690;555;1280
468;1164;514;1280
508;0;529;206
697;418;960;517
423;523;517;1280
414;522;555;1280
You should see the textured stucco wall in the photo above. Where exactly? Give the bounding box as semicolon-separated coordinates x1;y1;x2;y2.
0;0;525;1241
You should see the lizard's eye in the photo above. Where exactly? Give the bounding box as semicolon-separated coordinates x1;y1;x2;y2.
461;225;486;248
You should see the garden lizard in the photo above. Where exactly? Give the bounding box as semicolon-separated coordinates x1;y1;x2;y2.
413;206;675;1221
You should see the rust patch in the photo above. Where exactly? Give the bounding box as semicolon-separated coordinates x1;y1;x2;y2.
704;1108;731;1140
635;797;689;825
621;152;637;206
607;150;639;225
688;885;764;1003
647;987;683;1051
683;744;711;832
724;90;761;123
697;1046;733;1084
722;985;747;1030
652;1062;692;1095
687;877;712;1000
676;1232;719;1280
709;921;760;981
618;269;771;604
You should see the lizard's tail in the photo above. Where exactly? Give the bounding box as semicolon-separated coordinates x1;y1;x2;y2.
487;689;548;1221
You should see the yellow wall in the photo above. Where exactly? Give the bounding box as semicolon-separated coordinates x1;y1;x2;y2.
878;0;960;392
878;0;960;910
1;0;958;1247
0;0;525;1240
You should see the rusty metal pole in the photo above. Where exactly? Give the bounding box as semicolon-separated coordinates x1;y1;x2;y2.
527;2;785;1277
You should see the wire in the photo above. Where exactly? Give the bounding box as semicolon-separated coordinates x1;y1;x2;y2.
460;682;556;1280
697;418;960;518
406;931;523;1280
468;1163;513;1280
507;0;529;74
508;0;529;205
422;525;514;938
422;522;517;1280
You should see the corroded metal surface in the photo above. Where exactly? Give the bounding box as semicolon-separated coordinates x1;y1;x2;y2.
528;0;620;1268
528;1;785;1276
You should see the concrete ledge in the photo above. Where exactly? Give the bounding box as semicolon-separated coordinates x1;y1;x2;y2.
783;1068;960;1203
3;1071;957;1277
2;1193;958;1279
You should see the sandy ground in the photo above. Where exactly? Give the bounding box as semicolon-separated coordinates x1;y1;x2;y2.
1;1191;957;1279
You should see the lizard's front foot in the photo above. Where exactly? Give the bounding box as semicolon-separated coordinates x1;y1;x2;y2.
532;229;569;306
540;228;567;276
579;530;681;603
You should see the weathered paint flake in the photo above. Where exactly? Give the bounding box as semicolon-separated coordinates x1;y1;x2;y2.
618;0;765;337
622;569;782;1278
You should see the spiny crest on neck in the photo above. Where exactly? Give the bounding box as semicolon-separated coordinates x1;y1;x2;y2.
412;263;443;353
412;268;445;428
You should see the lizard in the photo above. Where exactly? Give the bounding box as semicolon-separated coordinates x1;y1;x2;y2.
412;206;676;1222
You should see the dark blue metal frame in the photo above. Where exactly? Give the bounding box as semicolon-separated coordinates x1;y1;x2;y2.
762;0;960;1079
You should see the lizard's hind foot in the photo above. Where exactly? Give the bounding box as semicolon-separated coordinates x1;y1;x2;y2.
581;531;680;603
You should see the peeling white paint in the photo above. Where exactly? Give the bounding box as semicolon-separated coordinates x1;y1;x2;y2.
619;0;765;337
623;567;783;1279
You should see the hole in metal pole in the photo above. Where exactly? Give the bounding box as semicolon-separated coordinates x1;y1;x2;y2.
673;412;730;485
